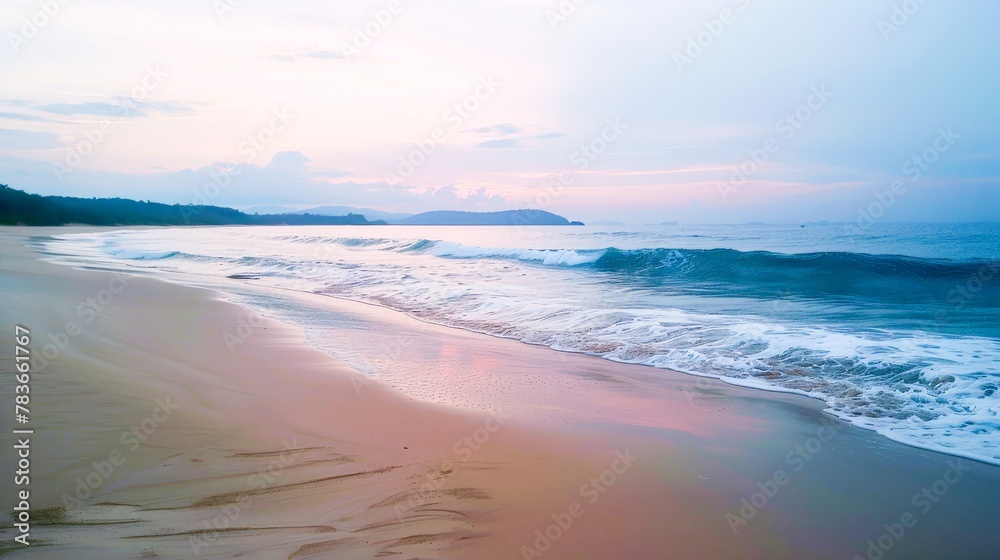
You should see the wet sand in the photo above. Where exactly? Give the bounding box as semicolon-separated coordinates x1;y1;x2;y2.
1;228;998;559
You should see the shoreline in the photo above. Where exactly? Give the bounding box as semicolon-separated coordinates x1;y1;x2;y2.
36;225;1000;468
3;227;1000;559
2;230;574;558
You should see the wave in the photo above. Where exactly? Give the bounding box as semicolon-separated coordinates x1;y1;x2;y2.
103;248;180;260
45;228;1000;465
421;241;997;279
429;242;604;266
592;247;997;280
422;242;999;310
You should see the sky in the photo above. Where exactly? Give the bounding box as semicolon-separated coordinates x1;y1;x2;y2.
1;0;998;224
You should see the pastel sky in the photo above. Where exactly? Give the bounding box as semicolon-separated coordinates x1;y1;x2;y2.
1;0;998;223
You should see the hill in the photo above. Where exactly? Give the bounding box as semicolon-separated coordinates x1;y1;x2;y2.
394;209;582;226
243;205;299;215
291;206;413;223
0;185;381;226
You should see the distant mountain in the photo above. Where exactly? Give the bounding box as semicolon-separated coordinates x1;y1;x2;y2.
292;206;413;223
660;221;679;226
0;185;381;226
244;205;301;215
255;213;380;226
394;209;582;226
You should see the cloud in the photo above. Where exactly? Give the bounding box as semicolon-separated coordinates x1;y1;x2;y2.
264;48;346;62
469;127;563;147
263;150;353;180
427;185;505;205
0;129;61;150
432;185;458;200
36;102;132;117
477;138;522;149
122;100;195;115
4;99;195;120
465;186;505;205
266;150;312;169
0;112;60;123
0;153;508;212
465;123;522;135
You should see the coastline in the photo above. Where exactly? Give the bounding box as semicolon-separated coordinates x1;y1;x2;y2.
2;227;999;559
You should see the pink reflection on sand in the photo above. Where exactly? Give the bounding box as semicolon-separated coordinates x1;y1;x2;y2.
570;373;779;436
404;327;777;438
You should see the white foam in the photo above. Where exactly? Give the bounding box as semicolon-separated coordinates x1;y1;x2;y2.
430;241;603;266
103;247;179;260
39;227;1000;465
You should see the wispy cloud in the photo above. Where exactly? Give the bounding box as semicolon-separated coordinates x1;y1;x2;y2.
0;129;61;150
475;131;564;148
37;100;193;118
1;99;196;120
465;123;522;135
264;48;346;62
0;112;61;123
477;138;522;149
36;102;131;117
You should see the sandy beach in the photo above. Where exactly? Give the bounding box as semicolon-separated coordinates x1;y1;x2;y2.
2;228;999;560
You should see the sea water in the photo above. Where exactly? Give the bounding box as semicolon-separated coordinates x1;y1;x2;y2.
43;223;1000;464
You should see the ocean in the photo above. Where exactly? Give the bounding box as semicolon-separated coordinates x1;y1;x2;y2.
42;222;1000;465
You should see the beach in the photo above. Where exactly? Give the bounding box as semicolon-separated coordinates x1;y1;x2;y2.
2;227;999;560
